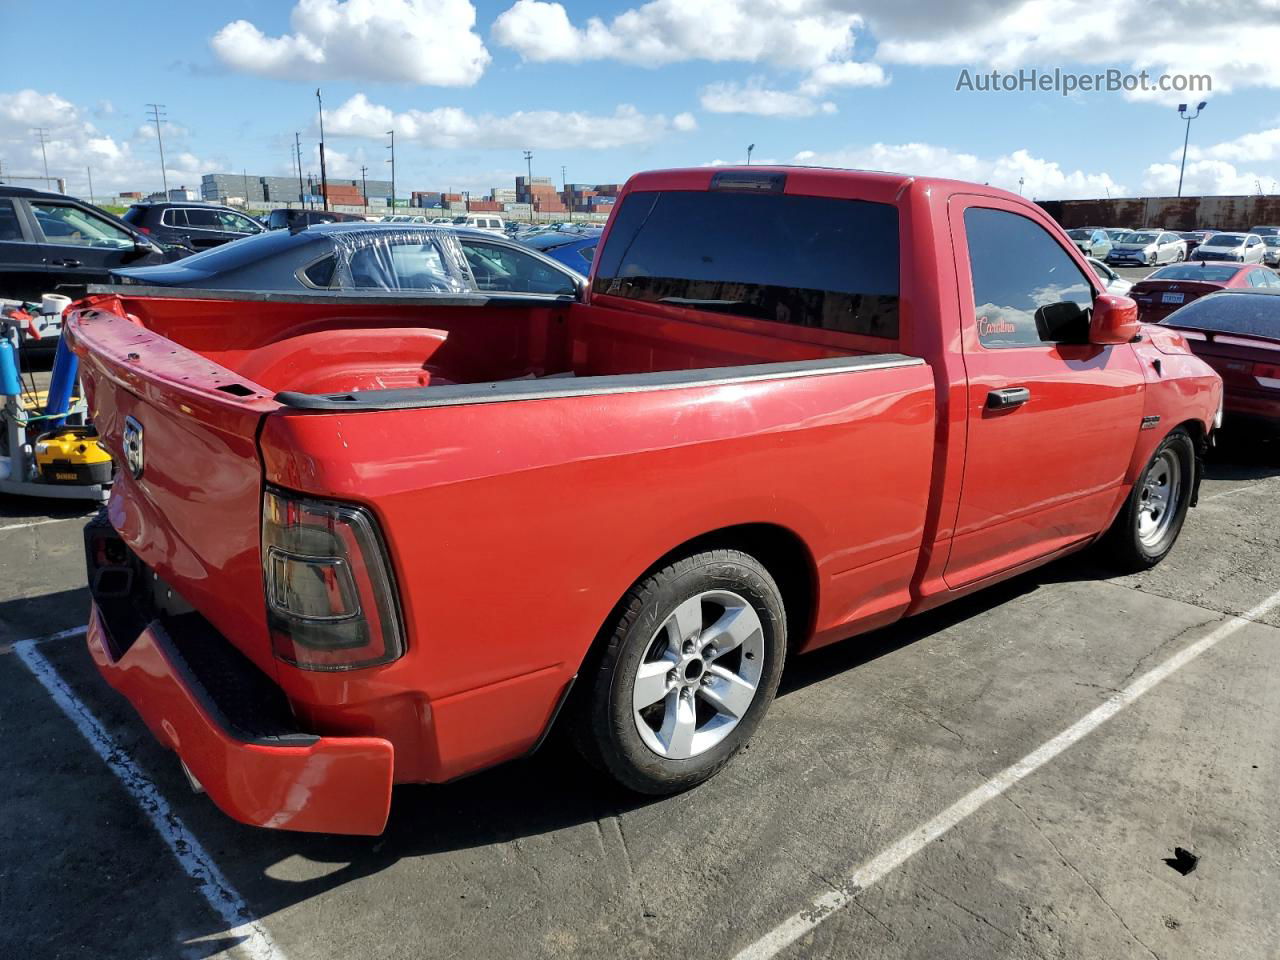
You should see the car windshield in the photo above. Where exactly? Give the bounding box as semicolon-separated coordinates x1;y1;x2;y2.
1179;233;1201;240
1105;229;1129;238
1206;235;1245;247
1149;264;1242;282
1163;293;1280;339
1119;232;1157;244
1266;237;1280;247
1066;229;1090;239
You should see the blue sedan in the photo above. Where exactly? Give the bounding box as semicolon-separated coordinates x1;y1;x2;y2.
520;229;601;272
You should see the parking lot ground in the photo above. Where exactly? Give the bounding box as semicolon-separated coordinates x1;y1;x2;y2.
1;443;1278;960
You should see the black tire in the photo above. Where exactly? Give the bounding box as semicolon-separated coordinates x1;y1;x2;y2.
1100;428;1195;571
570;549;786;795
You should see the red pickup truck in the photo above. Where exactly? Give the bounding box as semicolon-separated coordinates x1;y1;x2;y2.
69;167;1222;836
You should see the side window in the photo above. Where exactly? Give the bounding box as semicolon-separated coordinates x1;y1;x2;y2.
460;241;577;295
302;255;337;288
348;241;454;291
578;244;596;265
0;200;24;242
162;208;187;227
218;211;258;233
1248;269;1273;288
30;203;132;249
184;208;221;229
964;207;1095;349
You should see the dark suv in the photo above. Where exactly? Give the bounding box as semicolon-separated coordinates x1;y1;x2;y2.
0;185;170;311
266;208;367;230
122;202;263;253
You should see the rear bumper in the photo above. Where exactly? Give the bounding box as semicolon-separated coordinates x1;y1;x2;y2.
86;603;394;835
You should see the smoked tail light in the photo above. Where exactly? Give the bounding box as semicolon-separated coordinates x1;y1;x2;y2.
262;488;405;671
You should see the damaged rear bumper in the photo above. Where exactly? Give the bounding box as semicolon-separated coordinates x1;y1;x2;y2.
86;602;394;836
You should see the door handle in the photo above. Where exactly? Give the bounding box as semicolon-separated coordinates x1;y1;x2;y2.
987;387;1031;409
51;258;82;268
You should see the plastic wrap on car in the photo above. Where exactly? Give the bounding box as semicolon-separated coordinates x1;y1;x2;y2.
326;229;472;294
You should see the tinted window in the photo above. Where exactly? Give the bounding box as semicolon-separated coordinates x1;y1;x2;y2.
578;243;596;264
1163;293;1280;338
461;241;577;295
161;208;187;227
122;205;146;226
303;255;336;288
593;190;899;338
0;200;23;241
31;202;132;248
268;210;290;230
1208;235;1245;247
184;208;221;229
218;211;259;233
965;207;1094;348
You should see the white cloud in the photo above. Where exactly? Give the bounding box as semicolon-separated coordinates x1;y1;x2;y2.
1136;122;1280;195
0;89;212;193
493;0;863;68
672;111;698;132
211;0;490;86
874;0;1280;100
700;81;836;117
325;92;693;149
798;60;888;95
791;141;1126;200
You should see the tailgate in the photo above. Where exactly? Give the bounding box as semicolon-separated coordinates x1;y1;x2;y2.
67;294;283;676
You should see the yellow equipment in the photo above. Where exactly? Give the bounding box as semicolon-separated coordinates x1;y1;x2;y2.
34;428;113;485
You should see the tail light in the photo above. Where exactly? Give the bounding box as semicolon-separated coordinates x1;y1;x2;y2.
262;488;405;671
138;226;151;234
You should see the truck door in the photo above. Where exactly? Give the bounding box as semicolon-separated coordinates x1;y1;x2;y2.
943;196;1145;589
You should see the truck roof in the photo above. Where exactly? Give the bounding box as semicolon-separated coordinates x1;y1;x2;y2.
619;165;1028;207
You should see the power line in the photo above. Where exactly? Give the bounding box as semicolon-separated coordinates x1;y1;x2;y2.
145;104;169;194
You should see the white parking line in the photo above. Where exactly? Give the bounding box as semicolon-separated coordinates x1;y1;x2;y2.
13;639;286;960
733;585;1280;960
0;515;86;534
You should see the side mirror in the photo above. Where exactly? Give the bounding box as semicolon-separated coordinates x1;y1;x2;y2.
1090;293;1140;344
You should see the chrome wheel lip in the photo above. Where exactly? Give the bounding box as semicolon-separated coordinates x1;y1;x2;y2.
631;589;765;761
1137;448;1181;548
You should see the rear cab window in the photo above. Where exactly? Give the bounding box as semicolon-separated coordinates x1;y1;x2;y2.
591;189;900;339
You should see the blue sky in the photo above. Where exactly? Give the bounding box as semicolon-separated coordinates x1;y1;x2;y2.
2;0;1278;201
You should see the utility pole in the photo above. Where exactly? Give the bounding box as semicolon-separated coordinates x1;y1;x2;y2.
33;128;51;185
316;89;329;211
562;164;571;223
386;130;396;209
1018;176;1025;196
360;164;369;213
145;104;168;194
86;166;95;207
243;167;250;208
1176;101;1207;198
294;132;305;208
523;150;534;222
747;143;755;165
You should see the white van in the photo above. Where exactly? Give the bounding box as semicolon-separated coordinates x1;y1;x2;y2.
452;214;506;235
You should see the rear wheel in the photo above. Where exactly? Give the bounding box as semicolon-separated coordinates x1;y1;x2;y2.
1100;429;1195;571
571;549;786;795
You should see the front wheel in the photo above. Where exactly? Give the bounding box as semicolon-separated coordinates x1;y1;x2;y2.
1100;429;1195;571
571;549;786;795
1176;249;1186;261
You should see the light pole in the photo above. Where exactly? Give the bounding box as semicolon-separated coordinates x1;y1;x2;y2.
1018;176;1025;196
360;164;369;213
747;143;755;165
562;164;572;223
522;150;534;221
146;104;168;194
1176;101;1207;198
386;130;396;210
86;166;95;207
316;89;329;211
